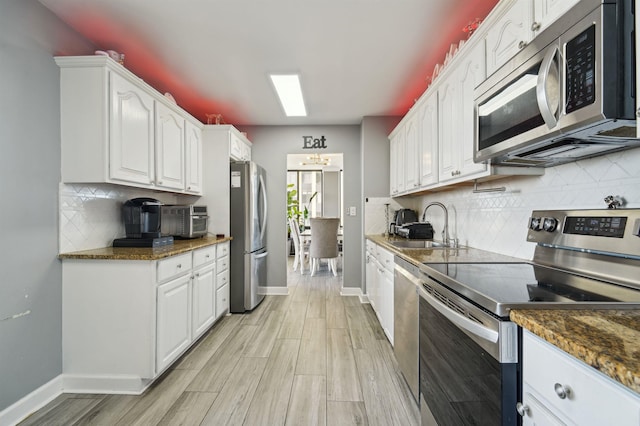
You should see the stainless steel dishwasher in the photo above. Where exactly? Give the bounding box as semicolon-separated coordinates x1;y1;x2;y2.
393;256;420;402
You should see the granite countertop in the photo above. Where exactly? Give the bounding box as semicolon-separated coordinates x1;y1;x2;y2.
511;309;640;394
59;236;232;261
366;234;526;265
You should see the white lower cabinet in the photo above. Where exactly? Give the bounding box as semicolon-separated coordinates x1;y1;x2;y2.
191;263;216;339
365;241;394;344
62;242;228;394
519;330;640;425
156;274;191;373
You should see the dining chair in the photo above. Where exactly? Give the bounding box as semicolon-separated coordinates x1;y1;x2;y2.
289;218;308;273
309;217;340;276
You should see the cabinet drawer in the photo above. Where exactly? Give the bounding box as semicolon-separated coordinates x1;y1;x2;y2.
216;283;230;317
157;253;192;283
523;331;640;425
216;269;229;289
217;242;229;258
193;246;216;268
216;256;229;273
377;246;394;272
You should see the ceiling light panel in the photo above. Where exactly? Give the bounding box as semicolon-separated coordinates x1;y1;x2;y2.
270;74;307;117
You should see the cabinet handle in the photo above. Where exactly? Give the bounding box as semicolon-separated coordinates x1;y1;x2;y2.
554;383;571;399
177;264;182;269
187;186;192;190
205;254;210;258
531;21;541;31
196;273;200;277
516;402;529;417
518;40;527;49
158;180;163;185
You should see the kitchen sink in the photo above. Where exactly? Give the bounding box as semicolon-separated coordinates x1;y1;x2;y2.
389;240;448;249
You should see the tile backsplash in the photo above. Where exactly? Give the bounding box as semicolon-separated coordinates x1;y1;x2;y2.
415;147;640;260
59;183;187;253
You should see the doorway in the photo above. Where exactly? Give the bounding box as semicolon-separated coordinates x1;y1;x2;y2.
286;153;343;277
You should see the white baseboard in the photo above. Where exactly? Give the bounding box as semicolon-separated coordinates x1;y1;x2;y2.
0;375;63;426
62;374;149;395
340;287;364;298
358;294;370;304
260;286;289;295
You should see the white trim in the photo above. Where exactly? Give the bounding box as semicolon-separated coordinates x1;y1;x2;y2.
358;294;370;304
340;287;363;297
260;286;289;295
0;375;63;426
62;374;149;395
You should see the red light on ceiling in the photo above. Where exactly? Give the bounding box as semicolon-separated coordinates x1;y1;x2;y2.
391;0;499;116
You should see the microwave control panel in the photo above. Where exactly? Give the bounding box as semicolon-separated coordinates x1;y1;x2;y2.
565;24;596;113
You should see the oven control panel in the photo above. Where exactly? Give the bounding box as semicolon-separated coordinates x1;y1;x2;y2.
563;216;626;238
528;209;640;257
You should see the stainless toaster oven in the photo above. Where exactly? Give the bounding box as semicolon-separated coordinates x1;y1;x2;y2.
161;205;208;239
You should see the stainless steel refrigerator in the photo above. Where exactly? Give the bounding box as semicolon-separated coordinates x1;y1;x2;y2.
229;161;268;312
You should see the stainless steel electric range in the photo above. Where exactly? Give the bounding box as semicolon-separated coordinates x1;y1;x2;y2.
418;209;640;426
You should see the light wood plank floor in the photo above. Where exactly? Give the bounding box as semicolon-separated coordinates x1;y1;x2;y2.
19;260;419;426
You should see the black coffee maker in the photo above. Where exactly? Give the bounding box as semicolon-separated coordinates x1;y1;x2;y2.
113;198;173;247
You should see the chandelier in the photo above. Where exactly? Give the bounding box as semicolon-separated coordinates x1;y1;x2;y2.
301;153;330;166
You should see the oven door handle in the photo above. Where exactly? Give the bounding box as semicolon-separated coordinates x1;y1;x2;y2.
419;286;499;344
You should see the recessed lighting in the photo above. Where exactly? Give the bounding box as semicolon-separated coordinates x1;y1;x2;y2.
270;74;307;117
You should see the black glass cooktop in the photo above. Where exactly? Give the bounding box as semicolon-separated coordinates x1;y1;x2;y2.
423;262;640;317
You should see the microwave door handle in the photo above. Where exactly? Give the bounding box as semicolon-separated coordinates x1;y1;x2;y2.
536;45;560;129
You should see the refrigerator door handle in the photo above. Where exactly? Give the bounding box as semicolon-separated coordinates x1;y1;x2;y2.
254;250;268;259
259;173;268;243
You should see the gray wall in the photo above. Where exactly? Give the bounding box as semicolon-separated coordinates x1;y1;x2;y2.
240;125;363;289
361;116;401;198
0;0;94;411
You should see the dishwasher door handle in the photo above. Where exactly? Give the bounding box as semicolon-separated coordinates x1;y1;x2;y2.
419;287;499;344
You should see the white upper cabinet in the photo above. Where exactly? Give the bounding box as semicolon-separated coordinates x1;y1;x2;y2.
56;56;203;195
457;43;487;178
155;102;186;191
419;93;438;188
437;43;488;185
437;78;458;182
185;120;203;194
485;0;533;77
389;132;400;196
109;72;155;186
532;0;580;36
404;112;421;191
230;131;252;161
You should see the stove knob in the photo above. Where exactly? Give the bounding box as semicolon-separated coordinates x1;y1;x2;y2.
543;217;558;232
529;217;542;231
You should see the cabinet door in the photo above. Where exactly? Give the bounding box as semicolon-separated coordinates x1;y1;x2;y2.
420;94;438;187
380;267;394;345
438;79;458;182
404;114;420;191
109;72;155;185
396;130;406;193
485;0;533;77
216;283;230;318
520;391;565;426
192;264;216;339
230;133;243;160
185;121;203;194
157;274;191;372
532;0;579;36
155;103;186;191
458;43;488;177
366;251;378;311
389;134;399;196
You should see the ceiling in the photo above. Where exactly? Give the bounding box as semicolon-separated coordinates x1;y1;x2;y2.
40;0;498;126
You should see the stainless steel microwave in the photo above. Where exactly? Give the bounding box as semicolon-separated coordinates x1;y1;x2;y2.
474;0;638;167
161;205;208;239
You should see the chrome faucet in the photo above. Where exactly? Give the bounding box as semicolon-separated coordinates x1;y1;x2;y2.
422;202;450;246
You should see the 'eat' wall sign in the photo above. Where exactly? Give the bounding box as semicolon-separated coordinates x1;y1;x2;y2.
302;135;327;149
